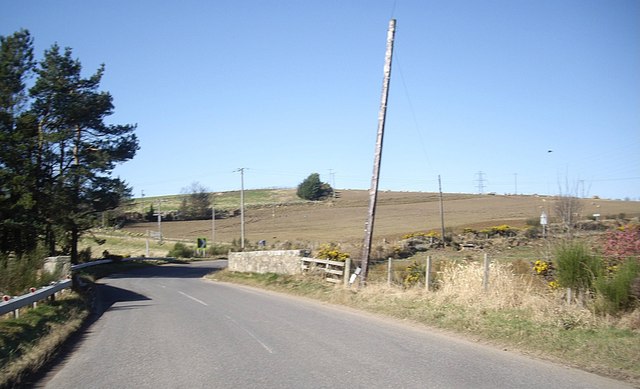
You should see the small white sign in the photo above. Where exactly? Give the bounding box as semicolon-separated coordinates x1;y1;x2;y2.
540;212;548;226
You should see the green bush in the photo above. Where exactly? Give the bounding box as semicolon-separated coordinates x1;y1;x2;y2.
478;225;518;238
230;238;250;251
403;261;426;288
78;247;92;263
554;241;602;293
595;260;640;314
0;252;42;295
208;244;231;256
524;226;540;239
167;242;194;258
296;173;332;201
315;243;350;261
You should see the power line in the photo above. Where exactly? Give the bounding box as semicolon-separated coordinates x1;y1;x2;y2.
475;171;486;194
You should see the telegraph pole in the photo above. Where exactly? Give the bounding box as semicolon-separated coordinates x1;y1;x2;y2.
155;199;164;243
360;19;396;287
329;169;336;199
235;168;246;249
211;196;215;246
439;175;446;245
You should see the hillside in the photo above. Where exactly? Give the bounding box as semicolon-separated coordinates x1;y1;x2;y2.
119;189;639;247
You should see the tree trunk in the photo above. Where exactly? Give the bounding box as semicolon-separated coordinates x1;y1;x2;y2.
70;225;79;264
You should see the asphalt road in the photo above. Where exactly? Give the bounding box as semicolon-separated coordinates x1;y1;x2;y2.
39;261;633;389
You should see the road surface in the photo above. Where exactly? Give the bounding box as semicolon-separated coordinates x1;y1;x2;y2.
39;261;633;388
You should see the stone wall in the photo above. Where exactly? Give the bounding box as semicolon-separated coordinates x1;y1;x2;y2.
228;250;309;275
43;256;71;277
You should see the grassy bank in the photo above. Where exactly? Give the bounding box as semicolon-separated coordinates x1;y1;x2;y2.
207;263;640;386
0;292;88;388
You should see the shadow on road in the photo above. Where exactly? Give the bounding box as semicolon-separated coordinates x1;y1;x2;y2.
94;283;151;314
106;260;227;280
30;261;226;387
29;283;152;388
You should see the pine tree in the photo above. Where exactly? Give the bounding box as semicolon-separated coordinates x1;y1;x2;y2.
29;43;139;262
297;173;332;201
0;30;139;263
0;30;39;255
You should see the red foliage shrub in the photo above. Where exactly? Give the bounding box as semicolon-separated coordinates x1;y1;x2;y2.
602;224;640;263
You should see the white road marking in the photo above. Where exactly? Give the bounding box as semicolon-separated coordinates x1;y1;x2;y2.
178;291;208;306
225;315;274;354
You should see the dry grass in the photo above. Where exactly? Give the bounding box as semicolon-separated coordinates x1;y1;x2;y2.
0;317;86;388
80;231;171;258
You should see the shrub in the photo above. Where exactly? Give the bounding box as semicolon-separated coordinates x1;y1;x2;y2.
403;260;426;288
524;226;540;239
167;242;194;258
0;248;54;295
78;247;92;263
532;259;557;289
478;225;518;238
594;259;640;314
491;224;518;237
296;173;333;201
315;243;349;261
230;238;251;251
602;224;640;264
208;244;231;256
554;241;602;294
0;255;38;295
401;231;440;240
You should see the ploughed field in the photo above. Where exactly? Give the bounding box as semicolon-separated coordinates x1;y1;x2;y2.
121;189;639;246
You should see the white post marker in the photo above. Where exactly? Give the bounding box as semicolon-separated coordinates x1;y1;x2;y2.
540;211;548;238
349;267;362;285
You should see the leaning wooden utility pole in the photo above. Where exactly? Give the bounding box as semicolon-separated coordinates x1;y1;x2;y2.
235;168;246;249
439;175;446;245
360;19;396;287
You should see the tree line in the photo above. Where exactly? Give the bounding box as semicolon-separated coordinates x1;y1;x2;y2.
0;30;139;264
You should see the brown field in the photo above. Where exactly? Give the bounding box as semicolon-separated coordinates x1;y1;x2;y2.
121;189;639;247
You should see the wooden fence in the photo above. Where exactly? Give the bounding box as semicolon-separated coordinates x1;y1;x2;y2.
301;258;351;286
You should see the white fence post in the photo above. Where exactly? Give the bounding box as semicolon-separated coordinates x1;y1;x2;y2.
343;258;351;286
425;256;432;291
483;253;490;292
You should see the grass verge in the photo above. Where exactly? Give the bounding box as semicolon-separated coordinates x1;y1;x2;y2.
208;267;640;386
0;293;88;388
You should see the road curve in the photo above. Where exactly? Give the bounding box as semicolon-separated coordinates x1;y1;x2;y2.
39;261;632;389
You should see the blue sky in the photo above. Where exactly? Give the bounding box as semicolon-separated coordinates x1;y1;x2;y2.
3;0;639;200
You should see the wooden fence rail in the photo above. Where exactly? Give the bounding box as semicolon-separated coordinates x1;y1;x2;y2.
301;258;351;286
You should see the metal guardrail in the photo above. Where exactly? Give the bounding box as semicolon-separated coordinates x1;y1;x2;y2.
70;258;114;270
0;280;72;316
0;257;172;317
